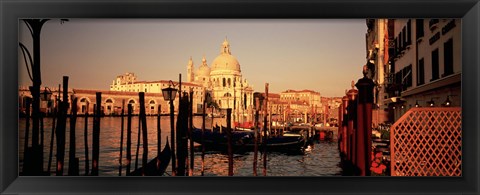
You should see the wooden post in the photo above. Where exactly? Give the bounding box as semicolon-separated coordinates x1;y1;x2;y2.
56;76;69;176
84;101;89;175
201;96;206;176
47;95;57;175
211;106;214;131
342;96;349;160
126;104;133;176
253;97;260;176
157;105;161;170
283;109;286;136
68;96;79;176
338;101;343;153
346;82;358;174
188;89;194;176
139;92;148;176
40;113;44;171
324;105;327;127
170;95;176;176
355;75;375;176
226;108;233;176
118;100;125;176
269;105;272;136
263;83;269;176
91;92;101;176
22;97;31;174
176;93;188;176
135;109;141;171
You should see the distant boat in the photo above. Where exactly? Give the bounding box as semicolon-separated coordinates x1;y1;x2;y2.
192;127;306;154
208;113;225;118
129;141;171;176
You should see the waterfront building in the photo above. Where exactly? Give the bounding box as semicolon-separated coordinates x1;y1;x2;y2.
372;19;462;122
320;97;342;125
19;86;180;116
280;89;321;107
365;19;390;126
109;38;255;122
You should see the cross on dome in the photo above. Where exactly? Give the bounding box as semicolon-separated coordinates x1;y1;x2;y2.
221;37;231;55
202;55;207;65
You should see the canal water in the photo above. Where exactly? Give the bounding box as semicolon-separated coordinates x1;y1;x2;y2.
19;116;342;176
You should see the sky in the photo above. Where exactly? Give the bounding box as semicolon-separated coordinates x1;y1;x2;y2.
19;19;367;97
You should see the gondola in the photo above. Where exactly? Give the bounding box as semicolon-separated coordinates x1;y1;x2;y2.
129;141;171;176
192;127;306;154
191;126;253;153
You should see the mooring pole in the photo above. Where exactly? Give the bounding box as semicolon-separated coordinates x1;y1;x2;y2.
126;104;132;176
226;108;233;176
91;92;101;176
157;105;161;171
56;76;69;176
47;95;57;175
22;97;31;174
119;100;125;176
68;96;79;176
201;96;206;176
139;92;148;176
342;95;349;160
84;101;89;175
253;97;260;176
135;107;141;171
263;83;269;176
355;68;375;176
346;82;358;174
188;89;194;176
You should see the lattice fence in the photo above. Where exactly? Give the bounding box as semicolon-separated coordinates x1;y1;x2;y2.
390;107;461;176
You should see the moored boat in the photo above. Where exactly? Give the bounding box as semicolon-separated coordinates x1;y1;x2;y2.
129;141;171;176
192;127;306;154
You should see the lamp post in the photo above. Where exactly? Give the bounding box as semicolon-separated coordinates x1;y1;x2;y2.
20;19;68;175
162;80;178;176
41;87;53;115
427;97;439;107
443;95;456;107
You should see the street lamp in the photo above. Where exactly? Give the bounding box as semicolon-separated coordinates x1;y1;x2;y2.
415;100;427;108
427;98;435;107
41;87;53;115
443;95;456;107
162;81;178;102
162;80;178;176
41;87;52;101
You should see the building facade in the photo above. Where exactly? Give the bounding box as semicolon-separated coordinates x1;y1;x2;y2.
368;19;462;122
365;19;390;126
109;38;255;122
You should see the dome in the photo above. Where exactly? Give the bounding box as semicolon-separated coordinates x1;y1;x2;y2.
196;56;211;77
211;54;241;73
210;38;241;74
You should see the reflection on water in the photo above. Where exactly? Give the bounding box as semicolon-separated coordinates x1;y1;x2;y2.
19;116;341;176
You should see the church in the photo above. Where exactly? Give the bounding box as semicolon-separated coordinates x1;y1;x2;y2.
109;38;255;123
187;38;255;122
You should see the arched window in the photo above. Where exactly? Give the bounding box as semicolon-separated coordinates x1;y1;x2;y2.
223;78;226;87
228;78;231;87
106;99;113;103
149;100;155;104
128;99;135;104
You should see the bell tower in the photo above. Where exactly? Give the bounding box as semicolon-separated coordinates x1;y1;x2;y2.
187;56;194;82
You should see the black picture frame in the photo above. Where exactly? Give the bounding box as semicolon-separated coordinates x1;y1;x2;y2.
1;0;479;194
